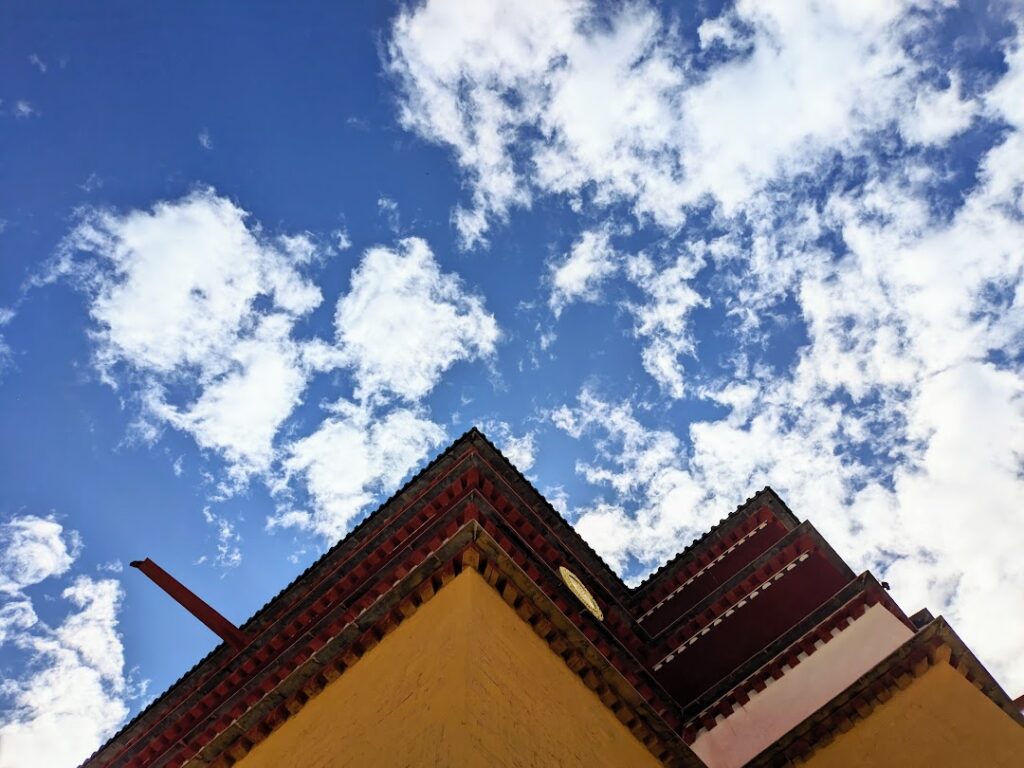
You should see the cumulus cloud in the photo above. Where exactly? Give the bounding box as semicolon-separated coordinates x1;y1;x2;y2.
150;315;310;479
334;237;499;401
0;515;81;594
0;577;130;768
0;600;37;645
273;401;446;538
269;237;498;536
50;190;501;547
0;517;131;768
52;189;324;484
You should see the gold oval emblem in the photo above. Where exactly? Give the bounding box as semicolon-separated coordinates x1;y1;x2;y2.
558;566;604;621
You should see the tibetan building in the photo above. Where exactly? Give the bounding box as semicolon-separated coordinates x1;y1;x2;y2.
84;429;1024;767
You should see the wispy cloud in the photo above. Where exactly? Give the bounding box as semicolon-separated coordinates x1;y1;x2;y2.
0;307;13;378
79;173;103;193
13;101;38;119
548;227;620;318
200;507;242;570
377;196;400;233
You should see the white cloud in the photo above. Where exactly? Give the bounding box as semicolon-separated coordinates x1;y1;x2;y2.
899;74;977;146
334;237;499;401
0;306;14;368
388;0;939;243
79;172;103;193
0;335;10;377
0;600;37;645
547;232;710;397
551;391;710;572
987;30;1024;130
333;227;352;251
28;54;47;74
50;191;501;547
542;13;1024;695
624;251;707;399
274;401;446;538
0;577;130;768
151;315;309;483
13;101;37;119
200;507;242;570
548;228;620;317
0;516;81;595
54;189;324;482
377;196;400;233
0;517;132;768
268;237;492;541
60;192;321;377
388;0;580;247
551;24;1024;687
198;128;213;150
482;420;537;472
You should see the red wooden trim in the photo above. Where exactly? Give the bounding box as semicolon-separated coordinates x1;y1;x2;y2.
131;558;248;650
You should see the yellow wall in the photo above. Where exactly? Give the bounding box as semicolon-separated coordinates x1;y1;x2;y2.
235;569;663;768
803;659;1024;768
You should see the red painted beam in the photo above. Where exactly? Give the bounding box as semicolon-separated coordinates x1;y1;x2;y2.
131;558;249;650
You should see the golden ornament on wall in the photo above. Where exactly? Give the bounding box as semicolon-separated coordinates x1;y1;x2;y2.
558;566;604;621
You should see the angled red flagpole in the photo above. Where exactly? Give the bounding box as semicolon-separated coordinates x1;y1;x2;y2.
131;557;249;650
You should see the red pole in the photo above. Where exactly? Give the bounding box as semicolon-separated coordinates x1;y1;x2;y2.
131;558;249;650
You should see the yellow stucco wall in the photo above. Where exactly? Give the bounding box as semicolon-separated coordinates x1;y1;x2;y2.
803;659;1024;768
235;568;663;768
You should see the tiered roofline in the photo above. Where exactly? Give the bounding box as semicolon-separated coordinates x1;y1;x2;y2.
83;428;1021;768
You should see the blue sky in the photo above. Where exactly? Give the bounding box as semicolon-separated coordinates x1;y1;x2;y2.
2;1;1024;764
